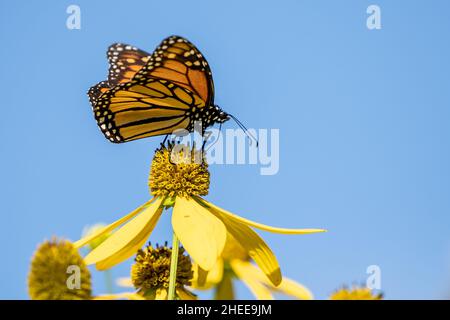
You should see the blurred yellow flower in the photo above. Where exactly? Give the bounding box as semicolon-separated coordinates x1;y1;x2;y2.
28;237;92;300
330;286;382;300
28;237;145;300
74;142;325;287
130;243;195;300
191;234;313;300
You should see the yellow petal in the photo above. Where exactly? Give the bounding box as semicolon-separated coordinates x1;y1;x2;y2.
205;259;224;286
237;262;313;300
198;197;326;234
73;198;155;248
213;211;282;286
125;293;146;300
84;197;163;268
95;205;164;270
274;277;313;300
95;234;145;270
172;197;226;271
214;272;235;300
116;277;133;288
196;265;209;287
191;259;224;289
231;259;274;300
155;288;168;300
176;288;197;300
93;292;145;300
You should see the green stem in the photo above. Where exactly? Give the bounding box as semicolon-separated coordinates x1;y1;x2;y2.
104;269;114;294
167;231;179;300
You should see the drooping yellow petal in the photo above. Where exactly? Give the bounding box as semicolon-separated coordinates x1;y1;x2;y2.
212;213;282;286
214;272;235;300
155;288;168;300
231;259;274;300
84;198;163;268
172;197;226;271
116;277;133;288
176;288;197;300
273;277;313;300
197;197;326;234
191;259;224;289
93;292;145;300
73;198;155;248
236;261;313;300
95;206;164;270
124;293;146;300
196;265;209;287
204;259;224;286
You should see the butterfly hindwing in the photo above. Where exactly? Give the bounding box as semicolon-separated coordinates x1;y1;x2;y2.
88;81;110;106
93;78;205;143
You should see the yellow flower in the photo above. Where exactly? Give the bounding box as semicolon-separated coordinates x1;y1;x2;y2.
74;142;325;287
130;243;196;300
28;237;144;301
191;234;313;300
330;286;383;300
93;292;145;300
28;237;92;300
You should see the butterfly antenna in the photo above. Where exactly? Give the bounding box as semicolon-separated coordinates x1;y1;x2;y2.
229;114;259;147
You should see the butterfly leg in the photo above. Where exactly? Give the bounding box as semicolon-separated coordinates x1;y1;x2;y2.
161;134;169;147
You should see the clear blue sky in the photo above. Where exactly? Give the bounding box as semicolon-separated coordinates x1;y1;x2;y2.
1;1;449;299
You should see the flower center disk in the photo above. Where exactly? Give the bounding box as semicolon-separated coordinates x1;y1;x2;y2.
131;243;193;294
149;142;210;198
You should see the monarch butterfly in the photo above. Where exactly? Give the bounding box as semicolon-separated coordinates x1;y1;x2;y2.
88;35;230;143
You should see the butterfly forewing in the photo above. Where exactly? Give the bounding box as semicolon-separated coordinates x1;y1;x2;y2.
88;44;151;107
107;43;151;87
135;35;214;106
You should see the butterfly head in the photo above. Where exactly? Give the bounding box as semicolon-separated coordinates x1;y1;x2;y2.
197;104;229;129
212;105;230;124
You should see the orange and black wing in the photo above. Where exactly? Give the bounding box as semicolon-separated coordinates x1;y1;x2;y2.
88;44;151;107
93;77;205;143
88;81;110;107
107;43;151;87
136;35;215;106
88;36;216;143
